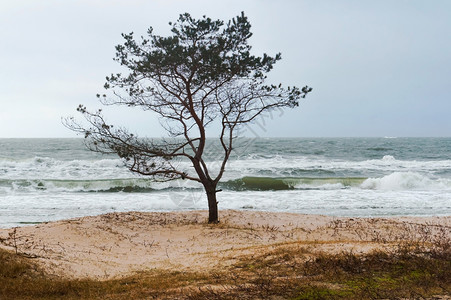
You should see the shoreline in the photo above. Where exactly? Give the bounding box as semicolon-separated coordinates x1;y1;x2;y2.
0;210;450;280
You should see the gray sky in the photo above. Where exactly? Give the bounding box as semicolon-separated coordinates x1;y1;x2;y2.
1;0;450;138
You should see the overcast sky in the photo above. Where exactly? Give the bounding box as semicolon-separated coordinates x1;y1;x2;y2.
1;0;450;138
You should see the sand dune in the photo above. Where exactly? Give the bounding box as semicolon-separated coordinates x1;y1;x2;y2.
0;210;449;280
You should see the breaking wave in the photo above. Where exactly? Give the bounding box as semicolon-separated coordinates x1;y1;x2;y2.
2;172;451;194
221;177;366;191
360;172;451;190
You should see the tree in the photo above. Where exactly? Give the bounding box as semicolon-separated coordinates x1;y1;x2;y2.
66;12;312;223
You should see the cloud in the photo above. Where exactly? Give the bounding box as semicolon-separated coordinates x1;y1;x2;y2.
1;1;451;137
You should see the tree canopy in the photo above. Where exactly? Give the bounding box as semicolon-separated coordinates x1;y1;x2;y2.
66;12;312;223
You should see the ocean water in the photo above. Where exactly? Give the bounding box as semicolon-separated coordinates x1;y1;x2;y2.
1;137;451;228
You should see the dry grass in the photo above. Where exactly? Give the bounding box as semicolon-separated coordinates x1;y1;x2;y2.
1;223;450;300
0;248;210;300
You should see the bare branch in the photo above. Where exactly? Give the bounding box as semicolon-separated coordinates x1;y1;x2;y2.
65;12;311;223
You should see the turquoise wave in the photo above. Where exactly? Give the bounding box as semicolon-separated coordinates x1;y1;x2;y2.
220;176;367;191
0;178;157;193
4;173;448;193
1;176;367;193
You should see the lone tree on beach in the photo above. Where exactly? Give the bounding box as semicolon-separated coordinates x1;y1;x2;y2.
66;12;312;223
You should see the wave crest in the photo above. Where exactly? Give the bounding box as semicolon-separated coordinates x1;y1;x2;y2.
360;172;451;190
221;177;366;191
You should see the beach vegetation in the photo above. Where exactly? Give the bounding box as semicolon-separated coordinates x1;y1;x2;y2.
64;12;311;223
1;236;449;299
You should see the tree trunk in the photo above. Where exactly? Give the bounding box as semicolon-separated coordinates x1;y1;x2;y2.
206;188;219;223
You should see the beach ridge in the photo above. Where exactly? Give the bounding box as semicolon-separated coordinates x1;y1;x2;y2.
1;210;449;280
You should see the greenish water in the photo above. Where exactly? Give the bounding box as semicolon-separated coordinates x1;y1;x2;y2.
1;138;450;227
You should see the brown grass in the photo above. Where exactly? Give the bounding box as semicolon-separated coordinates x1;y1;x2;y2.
1;225;450;300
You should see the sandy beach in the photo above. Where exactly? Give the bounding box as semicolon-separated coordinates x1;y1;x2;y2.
0;210;449;280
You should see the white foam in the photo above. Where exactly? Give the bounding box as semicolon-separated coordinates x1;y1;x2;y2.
382;155;396;161
222;155;451;180
360;172;451;191
0;156;132;180
2;154;451;182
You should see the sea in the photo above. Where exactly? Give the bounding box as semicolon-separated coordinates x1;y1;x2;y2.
1;137;451;228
